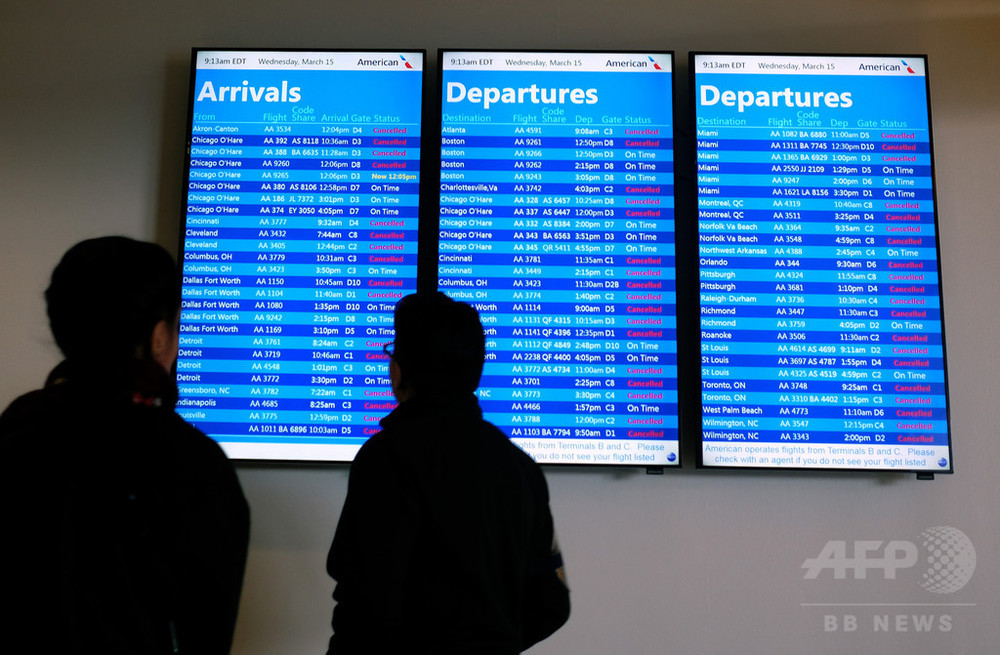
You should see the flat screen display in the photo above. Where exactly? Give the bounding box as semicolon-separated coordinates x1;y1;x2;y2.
692;53;951;472
176;49;424;461
438;50;679;466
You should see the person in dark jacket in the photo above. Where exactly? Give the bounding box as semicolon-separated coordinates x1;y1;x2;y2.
0;236;250;654
326;292;569;655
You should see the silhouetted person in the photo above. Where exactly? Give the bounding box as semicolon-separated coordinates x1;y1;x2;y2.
327;292;569;654
0;236;249;654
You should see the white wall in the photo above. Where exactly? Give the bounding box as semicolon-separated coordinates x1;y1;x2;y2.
3;2;998;653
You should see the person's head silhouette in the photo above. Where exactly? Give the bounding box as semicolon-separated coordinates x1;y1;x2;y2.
387;292;486;402
46;236;181;375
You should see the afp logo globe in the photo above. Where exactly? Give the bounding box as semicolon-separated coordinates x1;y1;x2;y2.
918;526;976;594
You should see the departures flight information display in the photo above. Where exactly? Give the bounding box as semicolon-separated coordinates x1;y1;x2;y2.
438;51;678;466
176;50;423;461
693;54;951;472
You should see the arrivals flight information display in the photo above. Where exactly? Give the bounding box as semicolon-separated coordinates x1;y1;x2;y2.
438;51;679;466
692;54;951;472
176;49;423;461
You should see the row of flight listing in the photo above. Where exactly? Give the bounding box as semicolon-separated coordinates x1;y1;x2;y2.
175;49;951;474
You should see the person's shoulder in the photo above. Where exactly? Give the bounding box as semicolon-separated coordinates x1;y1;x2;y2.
145;406;240;471
350;423;409;472
0;388;49;428
139;409;248;515
479;419;546;473
0;385;81;450
155;406;225;450
353;400;433;459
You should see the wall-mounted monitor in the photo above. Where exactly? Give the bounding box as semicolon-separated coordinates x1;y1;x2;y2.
691;53;951;473
438;50;679;466
176;49;424;461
